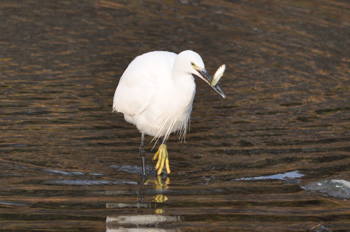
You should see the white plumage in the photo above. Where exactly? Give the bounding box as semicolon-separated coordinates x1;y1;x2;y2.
113;50;225;175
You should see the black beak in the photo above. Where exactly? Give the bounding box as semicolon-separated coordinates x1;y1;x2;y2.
212;84;226;98
197;69;212;82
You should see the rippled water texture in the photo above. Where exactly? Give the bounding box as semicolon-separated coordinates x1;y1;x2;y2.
1;0;350;231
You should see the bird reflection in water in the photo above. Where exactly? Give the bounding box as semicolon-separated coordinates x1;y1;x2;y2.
106;176;181;231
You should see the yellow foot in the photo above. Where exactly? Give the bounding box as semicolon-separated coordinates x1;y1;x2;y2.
153;144;171;175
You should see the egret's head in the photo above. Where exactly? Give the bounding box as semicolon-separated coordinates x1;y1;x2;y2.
176;50;206;80
177;50;225;98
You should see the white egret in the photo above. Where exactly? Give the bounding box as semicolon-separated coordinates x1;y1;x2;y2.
113;50;225;176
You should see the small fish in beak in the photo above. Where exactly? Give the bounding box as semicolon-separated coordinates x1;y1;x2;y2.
209;64;226;99
211;64;225;87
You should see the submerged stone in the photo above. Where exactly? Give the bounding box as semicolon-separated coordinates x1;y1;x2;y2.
304;179;350;199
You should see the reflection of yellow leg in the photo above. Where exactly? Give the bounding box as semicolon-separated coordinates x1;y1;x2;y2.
154;194;168;203
144;176;170;214
155;208;165;214
145;176;170;190
153;144;171;175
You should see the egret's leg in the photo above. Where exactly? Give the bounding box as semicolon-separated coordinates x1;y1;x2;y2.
153;141;171;175
139;132;146;176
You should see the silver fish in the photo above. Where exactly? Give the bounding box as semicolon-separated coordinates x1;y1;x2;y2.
211;64;225;86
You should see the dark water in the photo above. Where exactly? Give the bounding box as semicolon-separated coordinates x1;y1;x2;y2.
1;0;350;231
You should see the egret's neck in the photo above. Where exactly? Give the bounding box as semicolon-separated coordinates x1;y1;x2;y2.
170;56;196;110
171;70;196;111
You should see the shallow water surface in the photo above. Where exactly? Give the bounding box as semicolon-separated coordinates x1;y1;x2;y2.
1;0;350;231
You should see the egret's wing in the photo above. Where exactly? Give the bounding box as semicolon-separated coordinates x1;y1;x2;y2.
113;68;155;116
113;51;176;117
